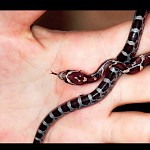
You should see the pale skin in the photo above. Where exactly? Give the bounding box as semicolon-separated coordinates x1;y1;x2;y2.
0;11;150;143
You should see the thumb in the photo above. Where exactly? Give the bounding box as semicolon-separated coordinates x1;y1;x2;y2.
0;11;45;36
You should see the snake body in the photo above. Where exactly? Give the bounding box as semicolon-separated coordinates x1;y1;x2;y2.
33;10;149;143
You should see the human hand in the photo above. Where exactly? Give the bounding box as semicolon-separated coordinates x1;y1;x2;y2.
1;11;150;143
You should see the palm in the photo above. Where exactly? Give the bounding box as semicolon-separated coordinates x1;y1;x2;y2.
1;11;150;143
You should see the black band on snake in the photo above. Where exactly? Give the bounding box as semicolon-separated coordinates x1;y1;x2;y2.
33;10;149;143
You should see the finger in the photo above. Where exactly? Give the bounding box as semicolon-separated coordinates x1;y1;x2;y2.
0;11;45;35
102;19;150;109
106;15;150;58
104;111;150;143
31;25;65;45
109;67;150;110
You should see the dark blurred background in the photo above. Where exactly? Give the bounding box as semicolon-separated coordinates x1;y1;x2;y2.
34;10;150;113
34;10;134;30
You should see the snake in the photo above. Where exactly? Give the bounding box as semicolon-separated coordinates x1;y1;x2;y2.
33;10;149;143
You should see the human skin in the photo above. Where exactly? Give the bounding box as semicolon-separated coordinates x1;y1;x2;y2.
0;11;150;143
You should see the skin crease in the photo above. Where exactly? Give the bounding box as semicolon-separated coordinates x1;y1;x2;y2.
0;11;150;143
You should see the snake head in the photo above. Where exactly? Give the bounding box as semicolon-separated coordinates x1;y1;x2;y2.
51;69;88;85
58;70;88;85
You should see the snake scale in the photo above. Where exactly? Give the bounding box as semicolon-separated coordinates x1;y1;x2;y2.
33;10;150;143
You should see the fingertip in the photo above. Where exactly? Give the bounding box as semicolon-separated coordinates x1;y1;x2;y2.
30;24;35;31
31;25;62;41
